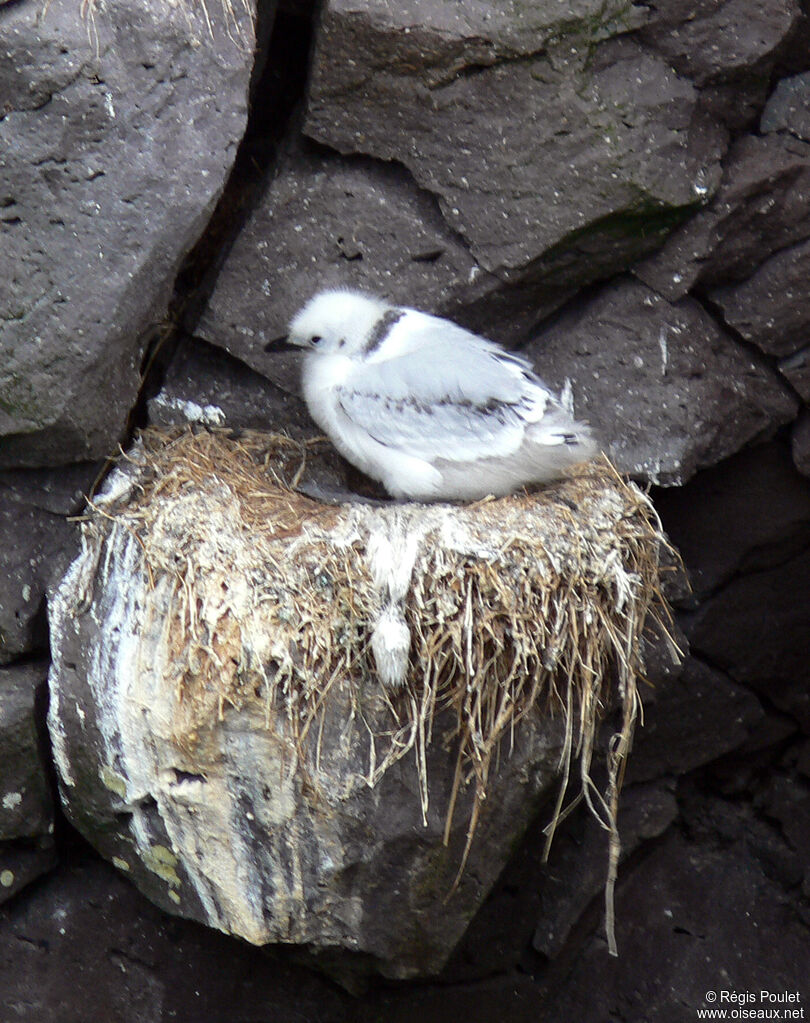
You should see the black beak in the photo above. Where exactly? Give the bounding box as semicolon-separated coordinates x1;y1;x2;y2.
264;335;298;353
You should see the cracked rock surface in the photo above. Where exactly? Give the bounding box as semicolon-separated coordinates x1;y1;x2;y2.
196;141;485;371
635;133;810;300
304;2;725;282
524;279;798;484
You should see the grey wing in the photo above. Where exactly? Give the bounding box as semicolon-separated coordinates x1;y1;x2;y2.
337;340;552;463
369;319;538;404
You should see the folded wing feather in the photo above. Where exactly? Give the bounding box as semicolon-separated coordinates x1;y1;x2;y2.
337;335;556;464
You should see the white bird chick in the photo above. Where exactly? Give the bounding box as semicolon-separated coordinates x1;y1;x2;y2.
270;289;598;502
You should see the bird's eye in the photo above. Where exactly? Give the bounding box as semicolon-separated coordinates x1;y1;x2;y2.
310;335;324;346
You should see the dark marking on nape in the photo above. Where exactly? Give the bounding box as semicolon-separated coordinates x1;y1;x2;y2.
361;308;406;354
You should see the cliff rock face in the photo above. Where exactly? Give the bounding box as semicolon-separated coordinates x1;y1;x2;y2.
2;0;810;1015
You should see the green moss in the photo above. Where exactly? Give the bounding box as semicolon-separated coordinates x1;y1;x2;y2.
0;371;45;424
410;844;456;905
528;199;701;291
100;765;128;798
544;0;643;60
142;844;182;888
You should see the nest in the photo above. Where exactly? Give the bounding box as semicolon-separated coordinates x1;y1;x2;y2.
79;427;678;954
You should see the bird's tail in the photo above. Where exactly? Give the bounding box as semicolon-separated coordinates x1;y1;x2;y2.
532;403;600;461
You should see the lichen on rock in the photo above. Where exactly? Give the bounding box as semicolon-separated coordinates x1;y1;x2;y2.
47;427;677;974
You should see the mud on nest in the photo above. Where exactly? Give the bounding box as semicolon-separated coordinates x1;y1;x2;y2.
80;426;680;953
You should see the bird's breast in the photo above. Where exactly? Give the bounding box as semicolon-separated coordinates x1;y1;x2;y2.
302;352;354;393
301;353;355;427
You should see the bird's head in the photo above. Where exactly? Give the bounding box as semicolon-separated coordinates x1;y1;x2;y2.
265;289;391;357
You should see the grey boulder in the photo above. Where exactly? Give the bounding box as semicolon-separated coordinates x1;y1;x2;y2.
0;0;256;467
0;662;56;902
635;134;810;300
637;0;800;128
147;335;312;436
0;662;53;842
654;440;810;597
709;238;810;360
761;70;810;141
685;545;810;732
523;279;798;485
303;1;725;287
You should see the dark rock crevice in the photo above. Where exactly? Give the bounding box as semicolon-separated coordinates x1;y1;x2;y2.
694;290;809;408
176;6;318;329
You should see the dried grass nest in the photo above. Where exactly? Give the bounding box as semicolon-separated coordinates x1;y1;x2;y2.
82;426;679;954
